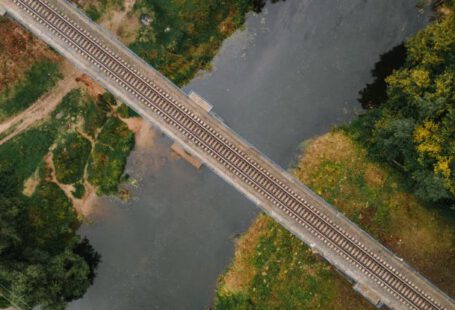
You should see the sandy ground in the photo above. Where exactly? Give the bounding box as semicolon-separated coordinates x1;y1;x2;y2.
122;116;155;149
0;61;79;145
100;0;139;44
0;59;109;147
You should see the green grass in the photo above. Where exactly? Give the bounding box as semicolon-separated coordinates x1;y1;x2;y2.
0;124;56;194
75;0;124;21
0;59;61;122
214;131;455;309
214;214;370;310
51;89;135;195
53;132;92;185
0;87;135;199
88;117;135;195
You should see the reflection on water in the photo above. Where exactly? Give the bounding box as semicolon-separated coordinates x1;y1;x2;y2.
70;1;429;309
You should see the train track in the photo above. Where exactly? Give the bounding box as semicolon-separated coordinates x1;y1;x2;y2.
11;0;447;309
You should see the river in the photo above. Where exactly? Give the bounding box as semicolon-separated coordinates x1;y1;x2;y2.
70;1;429;309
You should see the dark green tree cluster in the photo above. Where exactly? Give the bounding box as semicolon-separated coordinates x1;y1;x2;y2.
352;4;455;208
0;92;105;309
0;169;100;310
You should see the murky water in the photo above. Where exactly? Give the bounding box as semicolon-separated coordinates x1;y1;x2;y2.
70;1;429;309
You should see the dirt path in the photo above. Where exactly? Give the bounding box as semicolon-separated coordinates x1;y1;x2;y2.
0;62;79;145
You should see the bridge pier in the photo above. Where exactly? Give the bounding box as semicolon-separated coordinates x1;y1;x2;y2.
170;142;203;169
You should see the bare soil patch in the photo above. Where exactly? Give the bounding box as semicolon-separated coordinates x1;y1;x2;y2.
22;168;40;197
75;74;106;97
0;17;61;91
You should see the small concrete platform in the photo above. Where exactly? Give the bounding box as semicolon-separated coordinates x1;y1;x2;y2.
188;91;212;112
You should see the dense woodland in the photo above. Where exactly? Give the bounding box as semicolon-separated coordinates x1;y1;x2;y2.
353;1;455;209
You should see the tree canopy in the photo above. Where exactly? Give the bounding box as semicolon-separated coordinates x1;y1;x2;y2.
353;4;455;208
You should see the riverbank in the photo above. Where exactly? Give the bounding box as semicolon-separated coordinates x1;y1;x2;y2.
213;131;455;308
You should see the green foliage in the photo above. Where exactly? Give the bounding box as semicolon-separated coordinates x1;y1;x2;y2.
358;44;407;109
351;10;455;207
214;219;348;309
50;89;135;195
53;133;92;185
83;98;110;138
130;0;252;85
0;59;61;122
72;182;86;199
88;117;135;195
215;132;455;308
75;0;124;21
86;5;103;21
27;182;76;247
52;89;108;138
0;125;56;193
0;89;120;309
117;103;139;118
0;179;100;310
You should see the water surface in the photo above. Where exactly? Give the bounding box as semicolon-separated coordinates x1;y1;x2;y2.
70;1;429;309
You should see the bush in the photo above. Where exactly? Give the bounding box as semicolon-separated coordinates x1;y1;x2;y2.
88;117;135;195
53;132;92;185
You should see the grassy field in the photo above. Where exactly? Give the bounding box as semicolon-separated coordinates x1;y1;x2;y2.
53;132;92;185
0;87;136;204
0;17;61;92
214;131;455;309
0;60;61;122
0;124;56;193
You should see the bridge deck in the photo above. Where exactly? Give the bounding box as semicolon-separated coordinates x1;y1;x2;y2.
2;0;453;309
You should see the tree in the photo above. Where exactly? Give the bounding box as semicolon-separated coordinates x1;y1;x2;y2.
352;3;455;207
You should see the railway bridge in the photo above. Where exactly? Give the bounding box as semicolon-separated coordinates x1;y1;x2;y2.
1;0;454;309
